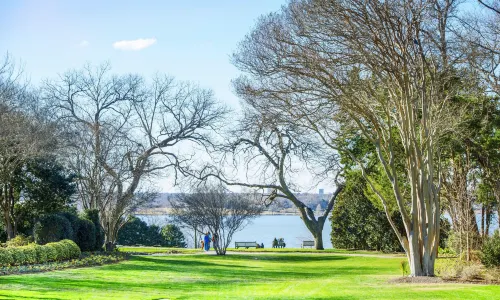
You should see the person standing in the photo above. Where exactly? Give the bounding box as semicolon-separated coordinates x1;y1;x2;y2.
272;237;278;248
204;232;211;251
212;233;218;250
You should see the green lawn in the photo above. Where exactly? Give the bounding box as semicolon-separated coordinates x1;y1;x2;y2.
226;247;402;255
0;253;498;299
118;246;202;254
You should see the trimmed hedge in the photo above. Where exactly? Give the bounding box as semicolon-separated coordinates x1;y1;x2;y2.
0;240;80;266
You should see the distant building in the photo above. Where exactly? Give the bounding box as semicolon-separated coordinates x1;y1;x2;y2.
318;189;324;196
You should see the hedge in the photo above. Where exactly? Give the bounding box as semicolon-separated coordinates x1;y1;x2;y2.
0;240;80;266
75;219;96;252
33;215;73;245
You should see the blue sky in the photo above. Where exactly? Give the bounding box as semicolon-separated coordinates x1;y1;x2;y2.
1;1;304;193
0;0;286;109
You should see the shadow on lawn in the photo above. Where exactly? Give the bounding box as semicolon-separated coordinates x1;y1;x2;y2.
0;254;369;298
0;296;63;300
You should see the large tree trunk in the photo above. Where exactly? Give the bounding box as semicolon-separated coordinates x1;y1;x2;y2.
1;184;14;240
313;229;324;250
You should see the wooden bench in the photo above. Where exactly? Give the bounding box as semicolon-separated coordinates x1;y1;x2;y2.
302;241;315;248
235;242;257;249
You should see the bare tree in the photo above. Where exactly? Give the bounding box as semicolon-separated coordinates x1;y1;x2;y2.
232;0;466;276
0;55;56;239
45;63;227;250
441;147;481;260
198;107;343;250
171;185;263;255
458;0;500;230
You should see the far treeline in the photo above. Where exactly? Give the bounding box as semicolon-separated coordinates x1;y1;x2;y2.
1;0;500;277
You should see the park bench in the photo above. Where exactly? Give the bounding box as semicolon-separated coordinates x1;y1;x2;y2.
302;241;315;248
235;241;257;249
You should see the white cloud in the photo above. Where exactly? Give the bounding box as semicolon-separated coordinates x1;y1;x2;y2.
78;40;89;47
112;38;157;51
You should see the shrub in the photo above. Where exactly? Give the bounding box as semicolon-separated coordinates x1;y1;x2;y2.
6;234;33;247
0;248;13;266
8;248;26;265
32;244;47;263
57;212;80;241
330;171;404;252
34;214;73;245
20;246;37;264
399;260;409;276
83;209;104;251
460;264;483;281
0;238;81;267
481;230;500;268
60;239;81;259
118;216;164;246
75;219;96;252
47;242;68;261
161;224;186;247
44;244;58;261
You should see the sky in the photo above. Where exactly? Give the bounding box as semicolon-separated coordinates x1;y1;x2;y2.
0;0;286;110
1;1;334;194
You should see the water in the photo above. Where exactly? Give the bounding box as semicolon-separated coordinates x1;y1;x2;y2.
138;214;333;249
231;215;332;249
139;212;499;249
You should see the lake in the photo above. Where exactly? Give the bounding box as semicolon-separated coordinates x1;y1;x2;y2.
138;214;333;249
139;212;499;249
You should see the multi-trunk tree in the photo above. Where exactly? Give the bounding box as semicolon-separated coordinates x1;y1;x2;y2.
232;0;465;276
46;63;226;250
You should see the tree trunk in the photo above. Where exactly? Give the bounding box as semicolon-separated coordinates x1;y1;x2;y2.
314;230;324;250
4;211;14;240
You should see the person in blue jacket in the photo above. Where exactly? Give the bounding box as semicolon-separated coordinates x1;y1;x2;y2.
204;232;211;251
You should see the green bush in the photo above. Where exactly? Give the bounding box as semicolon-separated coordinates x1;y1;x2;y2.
161;224;187;247
6;234;32;247
75;219;96;252
8;248;26;265
57;212;80;241
83;209;104;251
20;246;37;264
60;239;81;258
118;216;164;246
47;242;69;260
32;244;47;263
34;214;73;245
0;248;13;266
44;244;58;261
481;230;500;268
0;238;81;267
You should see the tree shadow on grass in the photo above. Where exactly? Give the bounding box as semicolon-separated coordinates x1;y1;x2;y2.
0;254;377;299
215;254;350;262
0;296;63;300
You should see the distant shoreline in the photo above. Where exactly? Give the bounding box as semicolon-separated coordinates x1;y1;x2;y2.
135;208;323;216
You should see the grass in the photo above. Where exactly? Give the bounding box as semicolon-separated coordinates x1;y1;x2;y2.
0;252;498;299
118;246;202;254
227;247;403;255
118;245;403;256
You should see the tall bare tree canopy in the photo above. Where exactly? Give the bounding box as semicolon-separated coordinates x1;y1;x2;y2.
232;0;467;276
0;55;58;239
198;106;343;250
45;63;227;249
